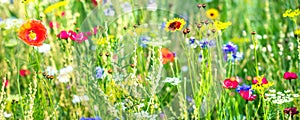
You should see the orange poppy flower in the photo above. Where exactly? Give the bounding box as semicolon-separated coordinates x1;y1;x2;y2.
18;20;47;46
161;48;175;64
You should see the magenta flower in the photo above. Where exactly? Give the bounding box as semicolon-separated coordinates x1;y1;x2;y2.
223;78;239;89
284;72;298;80
57;30;69;39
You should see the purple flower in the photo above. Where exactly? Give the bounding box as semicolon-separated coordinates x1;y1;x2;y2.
161;22;166;29
139;36;150;47
95;67;105;79
80;116;102;120
186;96;193;103
189;37;195;44
236;84;251;92
222;42;238;53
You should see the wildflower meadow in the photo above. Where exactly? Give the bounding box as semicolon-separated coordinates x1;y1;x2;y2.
1;0;300;119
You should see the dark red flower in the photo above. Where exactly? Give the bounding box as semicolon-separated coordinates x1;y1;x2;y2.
20;69;30;77
223;78;239;89
284;72;298;80
284;107;299;116
18;20;47;46
92;0;98;6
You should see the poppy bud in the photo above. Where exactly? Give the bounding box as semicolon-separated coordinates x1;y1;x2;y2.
202;4;207;8
108;69;113;74
211;29;216;33
197;24;202;28
130;64;135;68
197;4;202;8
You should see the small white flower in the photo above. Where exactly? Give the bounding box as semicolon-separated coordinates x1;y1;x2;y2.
34;44;51;53
162;77;181;85
278;52;283;55
4;112;12;118
256;34;262;39
261;47;267;52
267;44;272;52
57;74;70;83
242;30;247;37
72;95;81;104
293;94;299;97
284;90;291;93
45;66;57;75
181;66;188;72
243;69;247;72
147;0;157;11
59;66;73;74
287;56;291;60
269;89;276;93
263;34;268;39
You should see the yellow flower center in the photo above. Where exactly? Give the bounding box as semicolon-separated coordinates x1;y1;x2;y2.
29;30;37;40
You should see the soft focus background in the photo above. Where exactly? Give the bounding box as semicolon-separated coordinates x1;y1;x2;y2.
0;0;300;119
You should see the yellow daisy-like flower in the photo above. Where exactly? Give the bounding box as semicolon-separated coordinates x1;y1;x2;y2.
283;9;300;18
165;18;186;32
252;75;273;93
294;29;300;36
206;8;219;20
215;21;232;30
44;1;69;14
93;35;115;45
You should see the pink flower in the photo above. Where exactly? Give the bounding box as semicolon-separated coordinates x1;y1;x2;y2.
68;30;77;41
20;69;30;77
283;72;298;80
93;26;98;35
223;78;239;89
75;32;88;43
57;30;69;39
239;90;256;101
49;22;59;29
3;79;8;87
86;31;92;36
252;77;268;84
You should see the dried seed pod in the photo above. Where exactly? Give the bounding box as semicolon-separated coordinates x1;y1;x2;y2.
251;31;256;35
197;24;202;28
99;52;103;56
183;28;190;35
211;29;216;33
108;69;113;74
197;4;202;8
202;4;207;8
105;52;110;57
130;64;135;68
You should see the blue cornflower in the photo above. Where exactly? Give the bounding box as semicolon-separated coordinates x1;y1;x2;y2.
161;22;166;29
236;84;251;92
189;37;195;44
139;36;150;47
232;52;243;61
186;96;193;103
222;42;238;53
80;116;102;120
95;67;105;79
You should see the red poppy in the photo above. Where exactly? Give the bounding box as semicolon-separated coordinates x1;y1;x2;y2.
283;72;298;80
18;20;47;46
20;69;30;77
223;78;239;89
161;48;175;64
239;90;256;101
252;77;268;84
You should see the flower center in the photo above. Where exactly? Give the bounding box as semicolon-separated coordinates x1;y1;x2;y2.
29;30;37;40
210;13;214;17
168;21;181;30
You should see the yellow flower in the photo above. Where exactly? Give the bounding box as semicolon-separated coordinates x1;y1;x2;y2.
294;29;300;36
215;21;232;30
105;80;128;103
44;1;69;14
93;35;115;45
230;37;250;45
283;9;300;18
206;8;219;20
252;75;273;93
165;18;186;32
